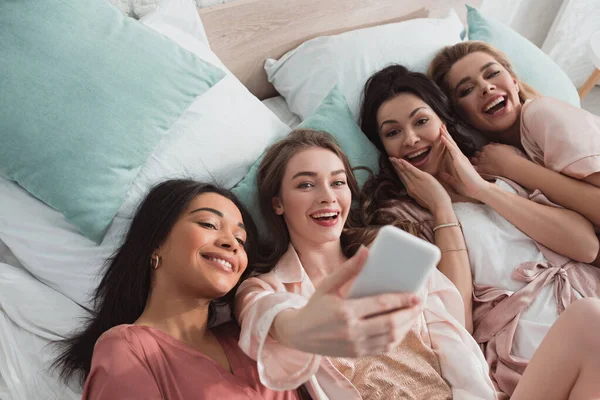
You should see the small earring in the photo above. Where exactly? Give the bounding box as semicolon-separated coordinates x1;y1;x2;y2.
151;254;160;270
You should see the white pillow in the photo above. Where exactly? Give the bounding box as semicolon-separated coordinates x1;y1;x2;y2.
265;9;465;121
262;96;302;129
542;0;600;88
133;0;210;47
0;0;290;306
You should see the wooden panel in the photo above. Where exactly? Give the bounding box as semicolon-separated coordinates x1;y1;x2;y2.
199;0;481;99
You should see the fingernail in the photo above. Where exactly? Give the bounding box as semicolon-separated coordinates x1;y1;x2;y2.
410;296;420;305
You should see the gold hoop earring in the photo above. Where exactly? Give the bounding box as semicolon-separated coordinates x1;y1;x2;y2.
151;254;160;270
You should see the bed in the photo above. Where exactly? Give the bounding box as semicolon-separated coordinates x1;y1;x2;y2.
0;0;588;398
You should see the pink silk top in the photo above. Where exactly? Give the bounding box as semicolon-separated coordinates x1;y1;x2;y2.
234;245;497;400
82;321;300;400
520;96;600;180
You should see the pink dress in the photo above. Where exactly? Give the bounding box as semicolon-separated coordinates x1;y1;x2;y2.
520;96;600;179
82;321;300;400
234;245;497;400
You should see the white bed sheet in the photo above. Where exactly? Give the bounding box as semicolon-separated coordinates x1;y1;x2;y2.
0;262;86;400
262;96;301;129
0;372;12;400
0;240;21;270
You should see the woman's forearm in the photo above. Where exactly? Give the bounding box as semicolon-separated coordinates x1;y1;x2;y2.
432;207;473;333
506;158;600;229
271;308;299;347
476;183;599;263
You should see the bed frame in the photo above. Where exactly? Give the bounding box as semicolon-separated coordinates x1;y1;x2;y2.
199;0;481;100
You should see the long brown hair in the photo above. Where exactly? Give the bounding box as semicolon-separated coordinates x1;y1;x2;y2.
428;41;539;119
357;64;476;236
256;129;369;266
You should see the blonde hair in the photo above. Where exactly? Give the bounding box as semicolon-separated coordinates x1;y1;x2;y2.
428;41;538;106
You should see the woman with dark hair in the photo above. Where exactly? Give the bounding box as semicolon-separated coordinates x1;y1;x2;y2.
53;179;300;400
359;65;478;320
429;42;600;253
234;129;498;400
358;64;600;399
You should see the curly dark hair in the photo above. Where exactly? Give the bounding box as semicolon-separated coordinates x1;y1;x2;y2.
356;64;476;233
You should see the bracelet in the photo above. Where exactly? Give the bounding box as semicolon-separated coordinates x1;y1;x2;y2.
432;222;461;232
441;248;467;253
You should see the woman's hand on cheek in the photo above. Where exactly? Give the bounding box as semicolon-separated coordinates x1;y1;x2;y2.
439;126;491;200
390;156;452;215
470;143;526;179
275;246;422;357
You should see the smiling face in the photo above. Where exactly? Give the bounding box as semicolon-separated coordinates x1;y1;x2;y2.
156;192;248;299
377;92;446;176
445;51;522;137
272;147;352;247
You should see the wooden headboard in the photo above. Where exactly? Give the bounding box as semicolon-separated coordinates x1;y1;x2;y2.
199;0;481;100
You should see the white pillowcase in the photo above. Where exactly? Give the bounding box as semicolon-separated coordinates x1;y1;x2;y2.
265;9;465;121
0;0;290;306
542;0;600;88
136;0;210;47
262;96;302;129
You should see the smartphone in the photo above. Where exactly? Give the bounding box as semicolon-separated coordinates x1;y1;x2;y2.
347;225;441;299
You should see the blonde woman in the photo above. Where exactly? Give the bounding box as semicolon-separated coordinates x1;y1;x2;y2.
429;41;600;266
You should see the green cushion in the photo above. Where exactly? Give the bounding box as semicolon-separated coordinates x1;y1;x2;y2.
0;0;225;243
466;5;580;107
232;85;379;237
298;85;379;184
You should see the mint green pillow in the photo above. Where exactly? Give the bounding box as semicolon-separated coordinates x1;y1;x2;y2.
466;5;580;107
0;0;225;243
232;85;379;237
298;85;380;184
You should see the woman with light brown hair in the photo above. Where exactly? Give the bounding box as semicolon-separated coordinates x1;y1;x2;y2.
234;129;497;400
429;41;600;264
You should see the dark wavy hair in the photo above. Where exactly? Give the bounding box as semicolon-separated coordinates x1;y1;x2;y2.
357;64;476;228
52;179;261;387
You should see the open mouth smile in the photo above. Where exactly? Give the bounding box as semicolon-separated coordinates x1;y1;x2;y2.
202;254;235;273
309;210;341;227
483;95;507;115
403;146;431;167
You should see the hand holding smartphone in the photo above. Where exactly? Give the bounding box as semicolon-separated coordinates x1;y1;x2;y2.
347;225;441;299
